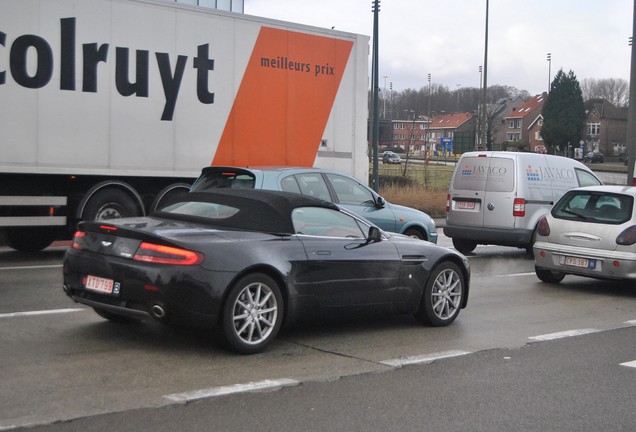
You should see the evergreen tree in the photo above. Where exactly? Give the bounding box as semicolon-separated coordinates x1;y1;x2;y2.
541;69;586;154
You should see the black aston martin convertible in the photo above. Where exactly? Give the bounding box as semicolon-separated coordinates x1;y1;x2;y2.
63;189;470;354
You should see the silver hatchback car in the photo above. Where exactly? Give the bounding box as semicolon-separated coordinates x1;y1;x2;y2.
533;185;636;283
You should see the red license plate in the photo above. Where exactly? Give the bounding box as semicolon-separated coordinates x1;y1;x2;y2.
85;275;115;294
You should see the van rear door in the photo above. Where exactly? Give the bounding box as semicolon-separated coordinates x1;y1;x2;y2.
482;157;515;229
447;155;490;228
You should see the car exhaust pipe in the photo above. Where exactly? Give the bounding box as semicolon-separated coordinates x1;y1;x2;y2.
151;304;166;320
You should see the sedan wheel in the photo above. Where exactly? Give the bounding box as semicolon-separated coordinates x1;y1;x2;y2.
221;273;283;354
415;261;464;326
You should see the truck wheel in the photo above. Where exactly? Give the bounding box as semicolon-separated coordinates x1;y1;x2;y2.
150;183;190;213
84;189;140;221
452;238;477;254
5;227;56;252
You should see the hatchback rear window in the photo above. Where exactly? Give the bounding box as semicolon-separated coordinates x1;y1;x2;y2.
552;191;633;224
191;171;255;190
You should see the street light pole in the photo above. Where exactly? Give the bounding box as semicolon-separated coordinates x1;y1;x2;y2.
482;0;489;150
626;0;636;185
547;53;552;93
427;73;432;155
371;0;380;192
456;84;461;112
382;75;388;119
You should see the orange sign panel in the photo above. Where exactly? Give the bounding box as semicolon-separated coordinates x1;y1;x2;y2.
212;27;353;167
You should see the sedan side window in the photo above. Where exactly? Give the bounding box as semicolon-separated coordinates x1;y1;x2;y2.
294;174;331;201
325;173;375;206
292;207;366;238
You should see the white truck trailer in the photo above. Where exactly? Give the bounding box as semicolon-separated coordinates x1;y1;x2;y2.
0;0;369;250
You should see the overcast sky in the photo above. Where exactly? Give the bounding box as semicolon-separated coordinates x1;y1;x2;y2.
244;0;633;95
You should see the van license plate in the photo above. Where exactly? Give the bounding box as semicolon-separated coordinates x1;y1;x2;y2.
85;275;115;294
457;201;476;210
563;256;596;269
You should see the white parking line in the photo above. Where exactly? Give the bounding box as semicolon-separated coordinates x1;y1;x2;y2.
164;378;300;403
0;308;84;319
625;320;636;326
620;360;636;369
529;328;600;341
380;350;471;368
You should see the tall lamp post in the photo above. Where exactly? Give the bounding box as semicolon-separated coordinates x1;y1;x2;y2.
427;73;432;156
626;0;636;185
477;66;482;150
481;0;489;150
547;53;552;93
370;0;380;192
382;75;388;119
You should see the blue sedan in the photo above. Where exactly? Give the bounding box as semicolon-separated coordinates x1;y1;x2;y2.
189;166;438;243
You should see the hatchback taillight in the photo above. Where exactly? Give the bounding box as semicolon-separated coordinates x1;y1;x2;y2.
616;226;636;246
133;242;204;265
513;198;526;217
537;216;550;237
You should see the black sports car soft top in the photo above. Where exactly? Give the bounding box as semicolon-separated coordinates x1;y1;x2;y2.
153;189;340;234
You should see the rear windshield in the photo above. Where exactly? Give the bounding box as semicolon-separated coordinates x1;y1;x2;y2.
552;191;633;224
452;157;514;192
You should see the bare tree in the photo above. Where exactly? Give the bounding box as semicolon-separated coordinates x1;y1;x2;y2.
581;78;629;107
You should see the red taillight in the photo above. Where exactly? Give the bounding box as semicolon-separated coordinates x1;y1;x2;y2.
71;231;86;250
446;194;451;213
537;216;550;236
100;225;118;232
513;198;526;217
133;242;204;265
616;226;636;246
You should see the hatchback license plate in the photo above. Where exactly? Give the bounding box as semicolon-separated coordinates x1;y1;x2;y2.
85;275;115;294
563;256;596;269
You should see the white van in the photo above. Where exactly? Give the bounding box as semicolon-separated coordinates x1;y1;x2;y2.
444;151;602;254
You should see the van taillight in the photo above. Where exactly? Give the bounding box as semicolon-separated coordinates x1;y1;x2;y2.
513;198;526;217
446;194;451;213
537;216;550;236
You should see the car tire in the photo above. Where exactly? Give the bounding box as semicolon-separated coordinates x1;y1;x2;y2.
452;238;477;254
221;273;284;354
535;267;565;284
414;261;464;327
93;307;141;324
404;227;426;240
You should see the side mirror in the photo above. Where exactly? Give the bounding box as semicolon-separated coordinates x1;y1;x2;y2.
375;196;386;208
367;226;382;242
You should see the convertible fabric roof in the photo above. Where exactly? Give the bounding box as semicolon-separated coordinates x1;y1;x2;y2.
155;189;339;234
